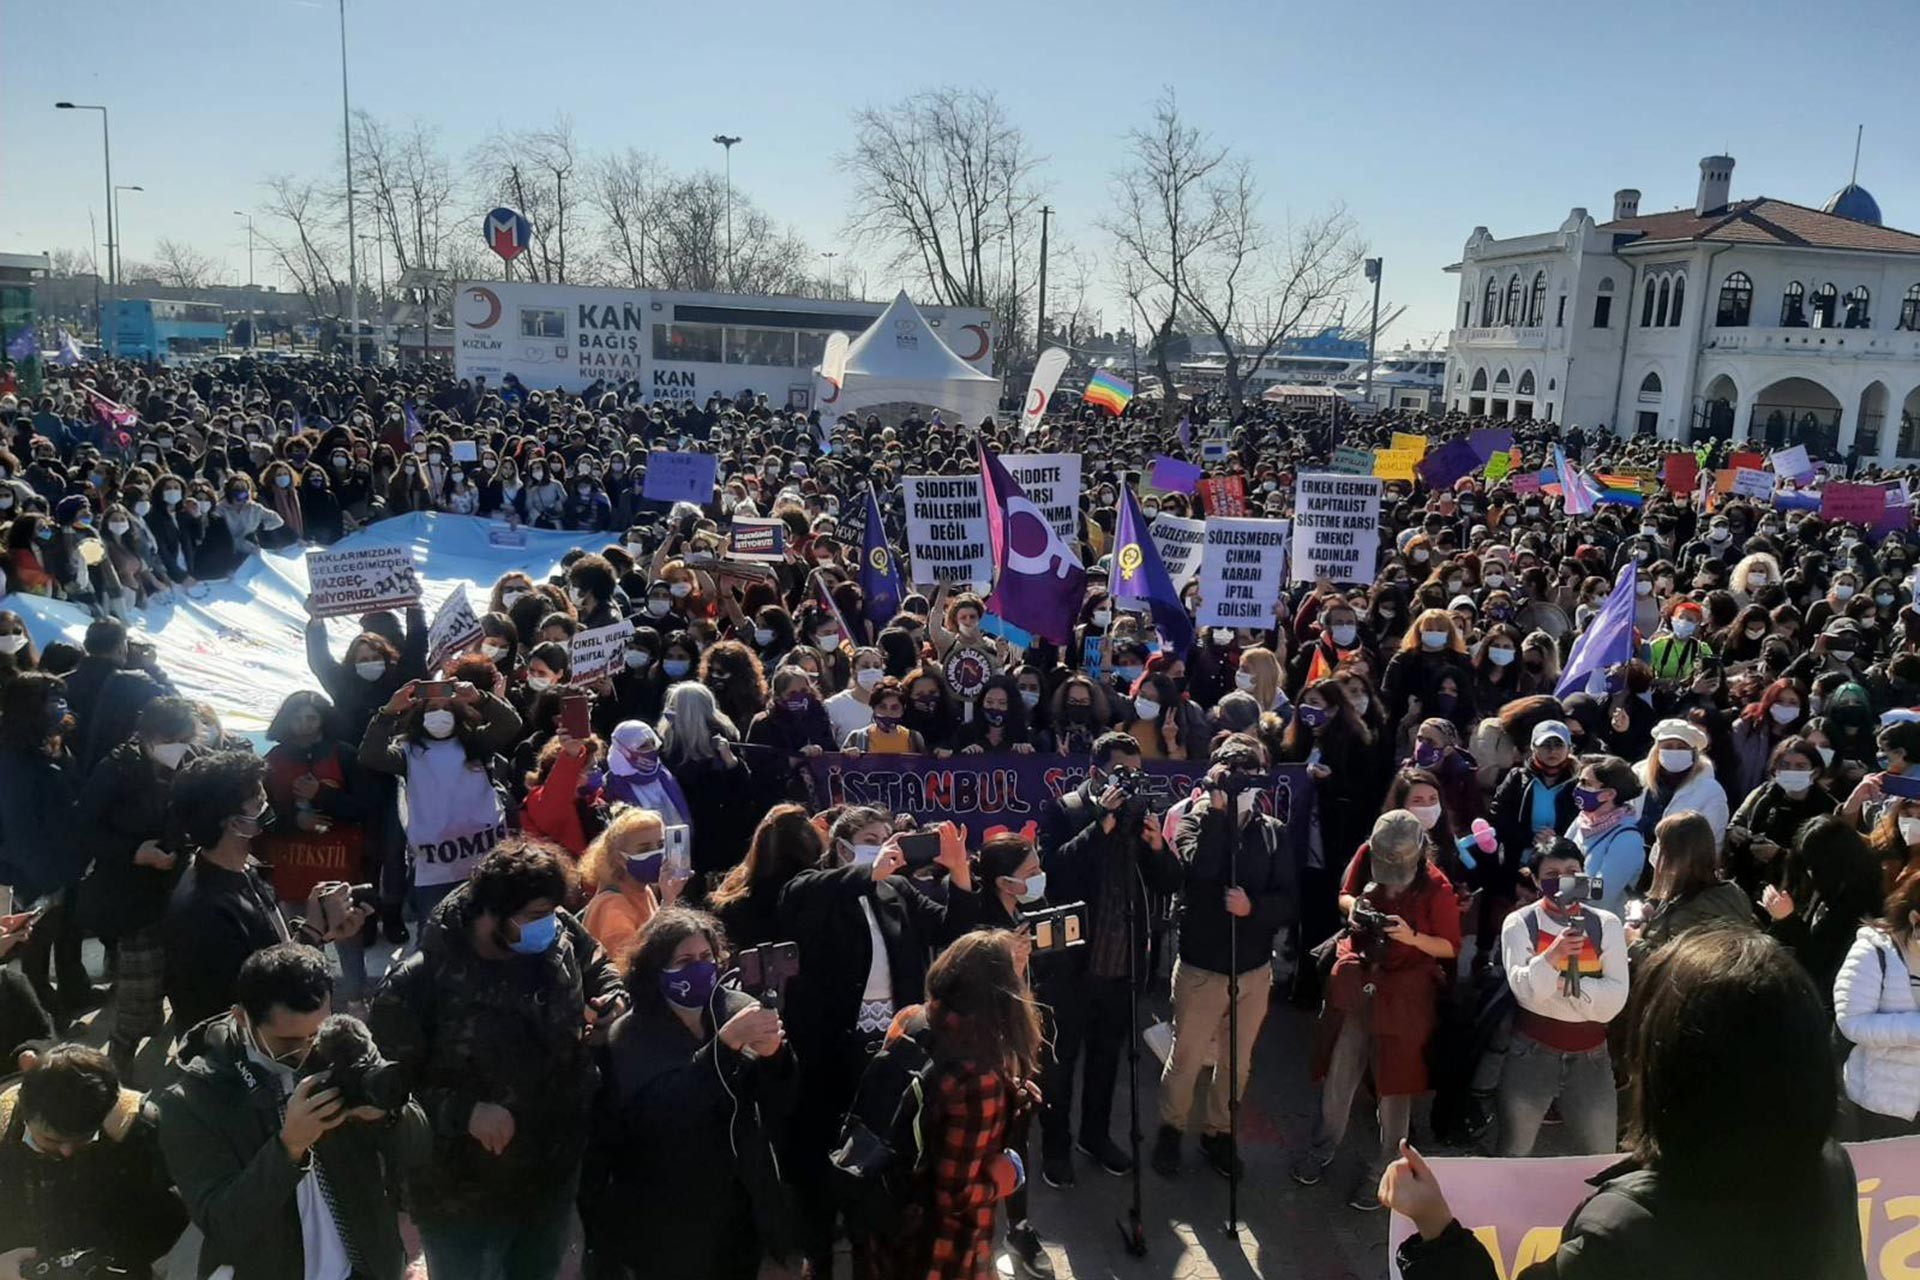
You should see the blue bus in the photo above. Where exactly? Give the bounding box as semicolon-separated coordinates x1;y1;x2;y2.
114;298;228;362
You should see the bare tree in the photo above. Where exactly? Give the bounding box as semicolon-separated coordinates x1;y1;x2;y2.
47;248;97;278
647;172;810;294
586;147;667;287
353;112;459;279
152;238;218;289
469;117;579;283
1102;90;1234;427
258;174;346;317
841;87;1041;309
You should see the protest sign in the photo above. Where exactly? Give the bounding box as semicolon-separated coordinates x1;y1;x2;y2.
568;620;636;683
1732;468;1775;499
1729;449;1764;471
425;587;482;672
902;475;993;589
1468;427;1514;461
1385;1136;1920;1280
807;752;1313;846
641;451;719;504
1390;432;1429;457
1201;439;1229;463
1289;473;1382;586
1824;482;1890;525
729;517;786;561
1417;439;1482;490
1663;451;1698;494
1147;455;1203;494
1331;445;1376;476
1196;516;1291;626
1081;634;1105;681
304;545;421;618
1002;453;1083;542
450;439;479;463
1147;514;1207;586
1512;471;1542;496
1484;451;1513;482
1195;476;1248;517
1373;449;1420;482
487;526;528;549
1772;443;1813;481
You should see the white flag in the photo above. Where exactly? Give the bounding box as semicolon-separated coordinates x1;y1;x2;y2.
814;331;851;415
1020;347;1070;437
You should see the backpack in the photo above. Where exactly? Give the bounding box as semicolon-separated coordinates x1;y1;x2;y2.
828;1011;939;1239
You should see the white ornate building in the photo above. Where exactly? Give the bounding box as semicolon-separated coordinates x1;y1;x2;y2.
1443;155;1920;462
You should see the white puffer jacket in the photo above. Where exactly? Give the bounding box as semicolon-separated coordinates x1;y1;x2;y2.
1835;925;1920;1121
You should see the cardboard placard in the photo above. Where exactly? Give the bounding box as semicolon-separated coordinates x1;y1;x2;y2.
1002;453;1083;542
1512;471;1543;496
569;620;636;683
425;587;482;672
1772;444;1813;481
642;451;719;504
1195;476;1249;517
1147;514;1207;587
903;474;993;589
1289;473;1382;586
1484;452;1513;482
1331;445;1376;476
1373;449;1420;482
1663;452;1698;494
1147;455;1203;494
1197;517;1292;626
1731;468;1775;499
304;545;421;619
450;439;479;463
1390;432;1429;458
729;517;786;562
1824;482;1890;525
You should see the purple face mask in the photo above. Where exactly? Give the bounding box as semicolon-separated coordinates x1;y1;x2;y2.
781;693;812;714
660;958;719;1010
1414;741;1443;768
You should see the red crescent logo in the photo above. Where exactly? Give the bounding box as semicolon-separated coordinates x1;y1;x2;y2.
464;287;502;330
822;383;840;405
1024;388;1044;416
958;324;989;362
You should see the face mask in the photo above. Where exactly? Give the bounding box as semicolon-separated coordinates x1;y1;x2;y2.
1775;769;1814;795
1816;744;1836;767
1574;786;1606;812
1834;584;1856;601
624;650;651;670
1671;618;1698;639
874;713;902;732
1902;817;1920;848
1016;872;1047;903
527;675;555;693
422;709;458;738
1114;665;1144;685
1134;698;1162;722
1658;748;1695;774
849;842;883;867
354;660;386;682
149;741;190;770
624;850;663;885
1446;578;1464;594
663;659;691;679
35;527;52;543
643;598;672;618
1635;581;1652;598
0;634;26;655
1748;574;1769;589
107;519;130;536
508;912;559;955
670;582;693;599
1329;624;1358;647
1412;548;1430;563
781;693;812;714
576;485;592;498
1420;630;1450;651
531;468;546;480
752;627;775;647
1414;741;1442;768
1408;803;1442;830
1091;610;1112;629
1298;703;1329;729
1235;671;1258;694
1745;626;1766;640
856;667;884;689
1769;703;1800;725
1487;646;1519;668
658;957;720;1010
1709;527;1731;542
162;489;183;506
1020;689;1040;708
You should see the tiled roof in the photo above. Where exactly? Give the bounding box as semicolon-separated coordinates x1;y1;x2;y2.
1598;198;1920;255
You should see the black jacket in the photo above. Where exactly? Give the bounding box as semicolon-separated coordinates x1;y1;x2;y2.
1172;805;1297;975
1037;783;1185;972
582;988;799;1277
0;743;83;903
162;856;287;1034
156;1015;429;1280
74;738;187;938
0;1081;185;1266
1396;1142;1865;1280
1488;763;1580;895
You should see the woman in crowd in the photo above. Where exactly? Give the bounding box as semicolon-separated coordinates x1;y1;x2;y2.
746;665;837;758
702;639;769;735
521;733;606;859
1565;754;1645;917
654;686;757;882
583;906;799;1280
1633;719;1730;845
1767;814;1886;1008
1727;678;1809;800
1627;810;1755;962
708;803;826;952
842;676;926;755
1380;608;1472;734
579;807;689;961
903;665;962;754
1725;736;1835;895
1834;867;1920;1140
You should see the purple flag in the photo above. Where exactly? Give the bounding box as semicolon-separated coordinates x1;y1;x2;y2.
980;442;1086;645
1111;487;1192;657
1149;454;1203;493
859;485;904;627
1418;439;1483;491
1556;561;1637;698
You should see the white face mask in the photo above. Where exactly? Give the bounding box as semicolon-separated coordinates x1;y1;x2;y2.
107;520;130;535
669;582;693;599
1816;744;1836;766
1487;646;1516;667
646;599;672;617
1833;584;1856;601
850;842;882;867
1235;671;1257;693
1484;574;1505;589
1748;573;1769;588
856;667;884;689
527;675;555;693
1901;817;1920;848
422;709;457;739
1671;619;1698;639
1017;871;1047;903
1134;698;1162;722
1775;769;1814;795
149;741;190;770
481;642;508;662
753;627;775;646
162;490;183;505
1769;703;1800;725
1419;630;1448;650
1211;628;1234;645
1408;802;1442;830
1658;748;1695;774
624;650;651;670
1020;689;1040;708
0;634;27;655
1635;581;1652;597
1092;610;1111;628
354;660;386;682
1329;624;1358;647
134;500;151;516
502;589;527;607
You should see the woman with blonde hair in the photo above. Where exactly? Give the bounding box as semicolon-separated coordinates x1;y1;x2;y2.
579;806;689;959
1380;608;1472;741
1234;645;1285;712
1729;551;1784;607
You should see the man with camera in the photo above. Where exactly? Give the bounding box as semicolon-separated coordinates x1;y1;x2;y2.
157;943;427;1280
1036;731;1185;1186
1495;838;1629;1157
0;1044;185;1280
1154;735;1297;1179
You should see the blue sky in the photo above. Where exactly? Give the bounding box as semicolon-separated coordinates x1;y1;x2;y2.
4;0;1915;345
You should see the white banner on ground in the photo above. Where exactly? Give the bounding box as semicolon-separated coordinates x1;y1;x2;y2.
425;587;482;672
304;545;422;618
1196;517;1291;628
1290;473;1382;585
569;620;636;683
1002;453;1083;543
903;474;993;590
1148;514;1207;586
1019;347;1070;436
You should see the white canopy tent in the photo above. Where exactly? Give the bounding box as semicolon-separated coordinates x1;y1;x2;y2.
817;291;1001;423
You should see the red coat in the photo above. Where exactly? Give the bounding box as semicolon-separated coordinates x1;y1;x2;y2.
1311;856;1461;1096
522;748;595;856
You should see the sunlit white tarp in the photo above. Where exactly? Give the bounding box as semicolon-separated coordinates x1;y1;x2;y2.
7;513;578;735
819;291;1001;424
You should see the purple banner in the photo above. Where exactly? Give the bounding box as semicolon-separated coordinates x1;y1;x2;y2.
805;751;1314;846
1418;439;1483;491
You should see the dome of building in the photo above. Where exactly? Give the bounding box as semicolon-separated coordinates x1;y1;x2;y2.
1823;183;1883;225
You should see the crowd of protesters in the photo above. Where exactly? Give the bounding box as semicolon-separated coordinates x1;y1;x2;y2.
0;348;1916;1278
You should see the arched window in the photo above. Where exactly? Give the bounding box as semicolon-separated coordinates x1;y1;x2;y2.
1494;368;1512;389
1642;278;1658;327
1900;284;1920;332
1668;275;1684;326
1470;368;1488;392
1593;276;1615;328
1781;281;1806;327
1812;283;1838;328
1527;271;1546;326
1481;276;1498;326
1844;286;1871;329
1638;371;1663;402
1504;274;1523;326
1716;271;1753;326
1655;278;1672;327
1516;370;1536;395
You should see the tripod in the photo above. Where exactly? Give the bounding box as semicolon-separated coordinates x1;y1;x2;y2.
1224;837;1242;1238
1116;832;1149;1259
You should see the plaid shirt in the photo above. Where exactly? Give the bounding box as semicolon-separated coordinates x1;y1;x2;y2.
901;1060;1010;1280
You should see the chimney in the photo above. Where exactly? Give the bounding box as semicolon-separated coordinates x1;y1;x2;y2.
1613;189;1641;220
1696;155;1734;216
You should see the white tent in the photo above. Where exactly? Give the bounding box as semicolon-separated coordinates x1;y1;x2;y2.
817;291;1001;423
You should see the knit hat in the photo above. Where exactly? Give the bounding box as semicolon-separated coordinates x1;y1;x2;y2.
1649;717;1708;752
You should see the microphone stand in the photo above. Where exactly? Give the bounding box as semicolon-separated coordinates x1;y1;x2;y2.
1116;810;1149;1259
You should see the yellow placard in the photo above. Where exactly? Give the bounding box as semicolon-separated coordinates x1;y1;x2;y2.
1484;452;1513;482
1391;432;1429;458
1374;449;1420;481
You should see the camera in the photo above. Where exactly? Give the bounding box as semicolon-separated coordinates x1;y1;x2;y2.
1025;902;1088;953
1106;766;1151;800
735;941;801;1009
1347;890;1395;967
302;1014;409;1114
1542;873;1603;911
27;1251;129;1280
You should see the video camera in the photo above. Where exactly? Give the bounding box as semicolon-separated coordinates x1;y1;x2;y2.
1024;902;1088;953
1542;873;1603;912
301;1014;410;1114
1347;886;1395;968
735;941;801;1010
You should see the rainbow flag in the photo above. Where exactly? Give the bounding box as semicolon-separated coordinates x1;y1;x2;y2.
1594;474;1645;509
1084;370;1134;416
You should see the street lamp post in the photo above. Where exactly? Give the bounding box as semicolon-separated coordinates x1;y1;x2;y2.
113;185;143;287
337;0;362;363
821;251;837;299
712;134;741;290
1364;257;1383;408
233;211;256;349
55;102;115;355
